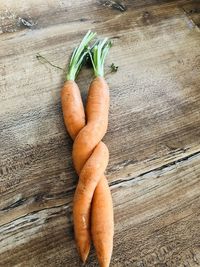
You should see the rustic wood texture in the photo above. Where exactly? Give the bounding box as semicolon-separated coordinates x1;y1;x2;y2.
0;0;200;266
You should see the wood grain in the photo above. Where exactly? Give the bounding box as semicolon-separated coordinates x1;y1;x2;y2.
0;0;200;266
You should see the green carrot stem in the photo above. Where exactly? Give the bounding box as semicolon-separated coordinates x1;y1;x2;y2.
66;30;96;81
89;38;112;77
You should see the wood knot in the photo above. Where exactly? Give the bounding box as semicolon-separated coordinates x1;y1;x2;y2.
99;0;127;12
143;11;150;19
142;11;152;25
18;17;36;28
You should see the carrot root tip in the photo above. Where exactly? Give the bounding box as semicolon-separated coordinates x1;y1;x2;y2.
78;243;90;264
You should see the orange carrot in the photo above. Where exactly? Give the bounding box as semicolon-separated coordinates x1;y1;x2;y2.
91;177;113;267
72;76;113;266
61;32;114;267
61;80;85;140
61;31;96;261
86;38;114;267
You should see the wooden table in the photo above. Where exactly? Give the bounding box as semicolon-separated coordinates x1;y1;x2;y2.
0;0;200;266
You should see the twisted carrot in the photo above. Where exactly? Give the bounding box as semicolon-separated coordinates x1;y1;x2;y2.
61;32;114;267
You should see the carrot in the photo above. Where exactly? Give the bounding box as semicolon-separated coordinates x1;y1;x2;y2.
91;177;113;267
61;30;96;261
72;75;113;266
61;30;96;140
61;32;114;267
72;38;114;266
88;39;114;267
61;80;85;140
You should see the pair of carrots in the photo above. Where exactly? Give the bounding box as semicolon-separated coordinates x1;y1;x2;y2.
61;31;114;267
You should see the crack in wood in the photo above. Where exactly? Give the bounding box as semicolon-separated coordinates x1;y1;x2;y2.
1;198;27;211
110;150;200;188
0;202;70;228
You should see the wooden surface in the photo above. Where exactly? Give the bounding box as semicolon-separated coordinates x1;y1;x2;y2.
0;0;200;266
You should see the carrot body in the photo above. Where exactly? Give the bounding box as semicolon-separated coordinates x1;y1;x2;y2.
92;177;114;267
72;77;109;173
61;81;85;140
61;77;114;266
87;78;113;267
73;142;109;262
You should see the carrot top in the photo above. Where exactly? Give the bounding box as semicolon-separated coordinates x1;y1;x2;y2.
90;38;112;77
66;30;96;81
